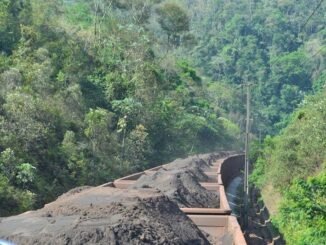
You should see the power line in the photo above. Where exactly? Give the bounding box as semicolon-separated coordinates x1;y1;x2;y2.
311;45;326;58
302;45;326;67
302;0;325;30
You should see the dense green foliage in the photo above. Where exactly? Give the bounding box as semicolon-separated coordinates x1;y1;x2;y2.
251;90;326;244
276;172;326;245
251;91;326;188
182;0;325;135
0;0;240;215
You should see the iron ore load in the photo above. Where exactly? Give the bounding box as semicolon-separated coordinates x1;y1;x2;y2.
0;152;246;245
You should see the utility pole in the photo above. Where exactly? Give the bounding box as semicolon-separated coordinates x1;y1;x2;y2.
243;83;251;229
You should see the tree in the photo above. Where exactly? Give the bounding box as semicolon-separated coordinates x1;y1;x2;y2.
0;174;34;216
0;148;18;182
157;3;189;46
124;124;152;171
84;108;116;155
15;163;36;188
275;173;326;245
0;0;32;53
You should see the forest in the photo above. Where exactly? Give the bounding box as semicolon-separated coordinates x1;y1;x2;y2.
0;0;325;244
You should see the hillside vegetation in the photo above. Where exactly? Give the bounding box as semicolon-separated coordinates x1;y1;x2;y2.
251;90;326;244
182;0;325;135
0;0;240;216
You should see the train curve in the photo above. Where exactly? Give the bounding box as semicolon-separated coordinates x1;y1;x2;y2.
104;152;246;245
0;152;246;245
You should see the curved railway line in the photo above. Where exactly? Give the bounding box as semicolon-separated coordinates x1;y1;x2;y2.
108;153;246;244
0;152;248;245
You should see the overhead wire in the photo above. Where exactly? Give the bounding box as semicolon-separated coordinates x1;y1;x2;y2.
300;1;326;68
311;46;326;58
301;0;325;30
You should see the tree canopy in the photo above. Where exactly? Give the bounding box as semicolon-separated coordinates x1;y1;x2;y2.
0;0;240;216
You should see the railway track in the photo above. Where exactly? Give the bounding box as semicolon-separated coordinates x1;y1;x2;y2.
0;152;247;245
